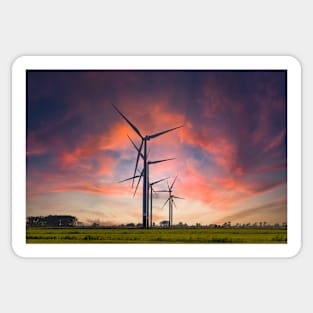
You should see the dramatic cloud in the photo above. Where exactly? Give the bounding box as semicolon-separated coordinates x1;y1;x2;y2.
26;70;287;225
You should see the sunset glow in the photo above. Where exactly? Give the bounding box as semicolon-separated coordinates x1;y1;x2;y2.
26;70;287;226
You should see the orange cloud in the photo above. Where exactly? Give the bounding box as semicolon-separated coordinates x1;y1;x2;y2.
180;123;237;172
214;176;250;194
176;162;239;211
50;182;128;196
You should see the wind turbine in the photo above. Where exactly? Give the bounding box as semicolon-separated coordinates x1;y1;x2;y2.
113;104;182;228
127;134;174;227
149;177;169;228
156;176;184;228
119;146;174;228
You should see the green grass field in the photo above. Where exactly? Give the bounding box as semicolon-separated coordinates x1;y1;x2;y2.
26;227;287;244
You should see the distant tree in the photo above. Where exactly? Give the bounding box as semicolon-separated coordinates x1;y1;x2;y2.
160;220;169;228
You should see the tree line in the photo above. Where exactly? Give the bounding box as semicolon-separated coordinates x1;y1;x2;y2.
26;215;78;227
26;215;287;229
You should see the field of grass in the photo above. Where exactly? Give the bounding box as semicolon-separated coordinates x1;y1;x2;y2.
26;227;287;244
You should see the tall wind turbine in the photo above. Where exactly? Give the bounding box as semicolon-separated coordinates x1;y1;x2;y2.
113;103;182;228
157;176;184;228
127;135;174;228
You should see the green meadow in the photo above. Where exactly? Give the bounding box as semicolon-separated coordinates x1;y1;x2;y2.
26;227;287;244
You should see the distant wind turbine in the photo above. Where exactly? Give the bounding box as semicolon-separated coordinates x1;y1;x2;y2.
156;176;184;228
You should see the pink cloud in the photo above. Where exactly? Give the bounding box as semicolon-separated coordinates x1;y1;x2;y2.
264;128;286;152
180;122;238;172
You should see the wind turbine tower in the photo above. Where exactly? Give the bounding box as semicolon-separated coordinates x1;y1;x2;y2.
149;177;169;228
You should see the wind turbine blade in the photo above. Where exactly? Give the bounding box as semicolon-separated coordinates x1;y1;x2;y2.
112;104;143;139
152;187;158;197
167;180;170;190
131;139;144;187
162;198;170;209
154;190;168;193
118;175;141;183
170;175;178;190
149;125;183;140
172;196;184;200
151;177;170;186
127;135;144;158
173;199;177;209
148;158;175;165
133;171;143;197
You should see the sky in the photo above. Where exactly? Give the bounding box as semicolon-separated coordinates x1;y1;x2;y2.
26;70;287;226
